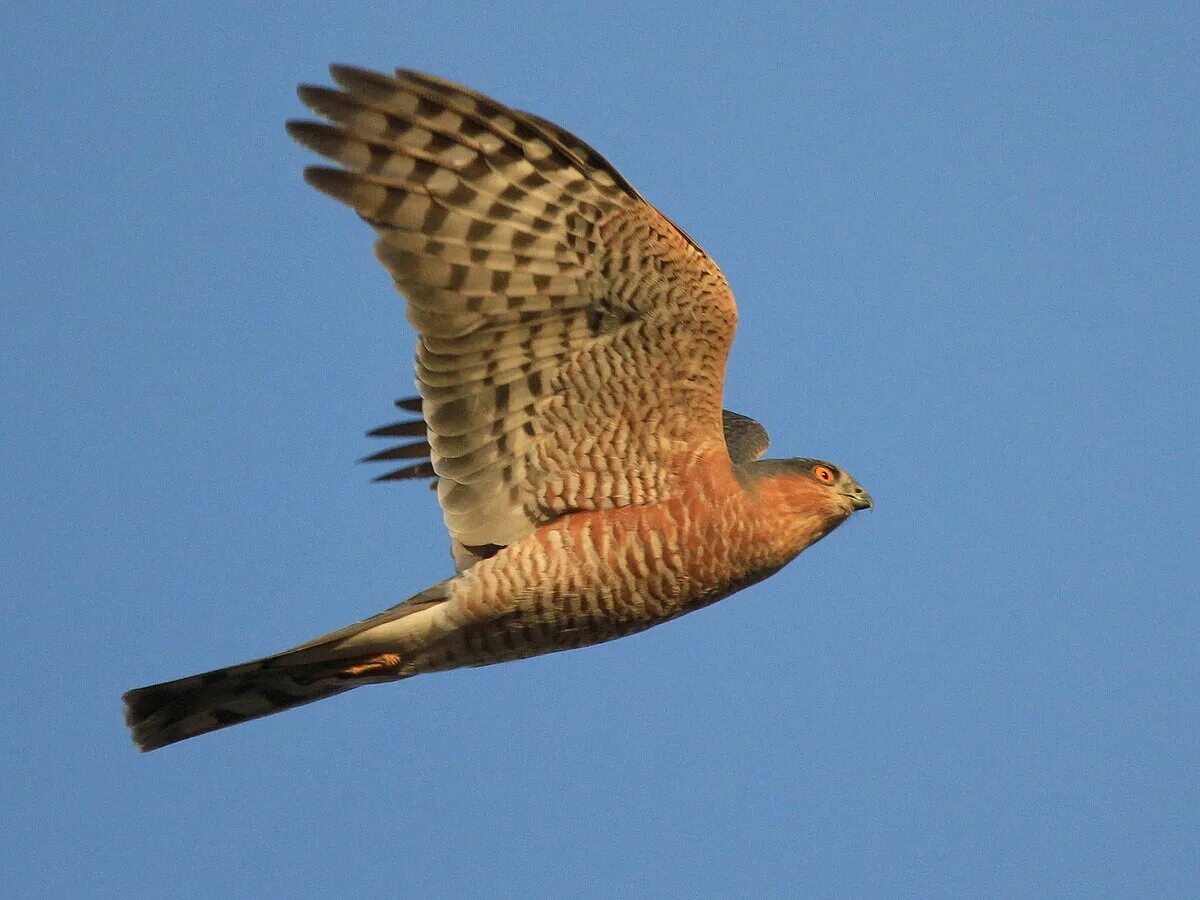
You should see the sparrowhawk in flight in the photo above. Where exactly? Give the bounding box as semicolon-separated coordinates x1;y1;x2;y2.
124;65;873;751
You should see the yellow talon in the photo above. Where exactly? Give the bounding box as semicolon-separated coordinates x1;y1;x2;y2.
341;653;402;676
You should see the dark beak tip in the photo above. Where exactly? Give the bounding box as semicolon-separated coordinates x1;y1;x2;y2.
849;489;874;511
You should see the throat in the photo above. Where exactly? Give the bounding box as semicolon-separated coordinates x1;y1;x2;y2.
735;468;850;563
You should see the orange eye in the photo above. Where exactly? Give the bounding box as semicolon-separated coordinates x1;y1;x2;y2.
812;464;837;484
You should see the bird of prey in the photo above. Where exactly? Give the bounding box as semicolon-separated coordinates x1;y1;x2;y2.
123;66;873;751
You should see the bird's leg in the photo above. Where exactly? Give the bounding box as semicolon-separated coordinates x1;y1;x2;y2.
339;653;402;677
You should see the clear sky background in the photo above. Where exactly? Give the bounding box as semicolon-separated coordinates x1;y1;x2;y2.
3;3;1197;897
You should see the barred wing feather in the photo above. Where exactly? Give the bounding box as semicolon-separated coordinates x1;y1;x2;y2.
289;66;738;556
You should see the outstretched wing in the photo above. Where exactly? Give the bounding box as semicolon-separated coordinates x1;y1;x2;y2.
366;398;769;485
290;66;738;552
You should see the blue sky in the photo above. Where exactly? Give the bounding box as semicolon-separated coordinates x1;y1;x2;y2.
3;3;1197;897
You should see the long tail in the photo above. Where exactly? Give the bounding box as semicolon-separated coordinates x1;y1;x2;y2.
123;581;452;752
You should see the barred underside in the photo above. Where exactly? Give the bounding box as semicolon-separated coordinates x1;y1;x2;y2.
290;66;739;553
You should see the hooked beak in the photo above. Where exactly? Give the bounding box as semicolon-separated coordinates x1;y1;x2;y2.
843;483;874;511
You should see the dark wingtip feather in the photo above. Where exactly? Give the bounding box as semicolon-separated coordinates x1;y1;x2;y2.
329;64;395;95
296;83;342;113
394;396;423;412
360;441;432;464
286;120;344;158
372;461;437;482
302;165;357;201
366;420;426;439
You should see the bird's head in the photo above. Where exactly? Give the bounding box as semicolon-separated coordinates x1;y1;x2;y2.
739;457;873;549
795;458;874;514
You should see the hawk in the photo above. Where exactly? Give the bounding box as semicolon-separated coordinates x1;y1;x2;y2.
124;66;873;751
